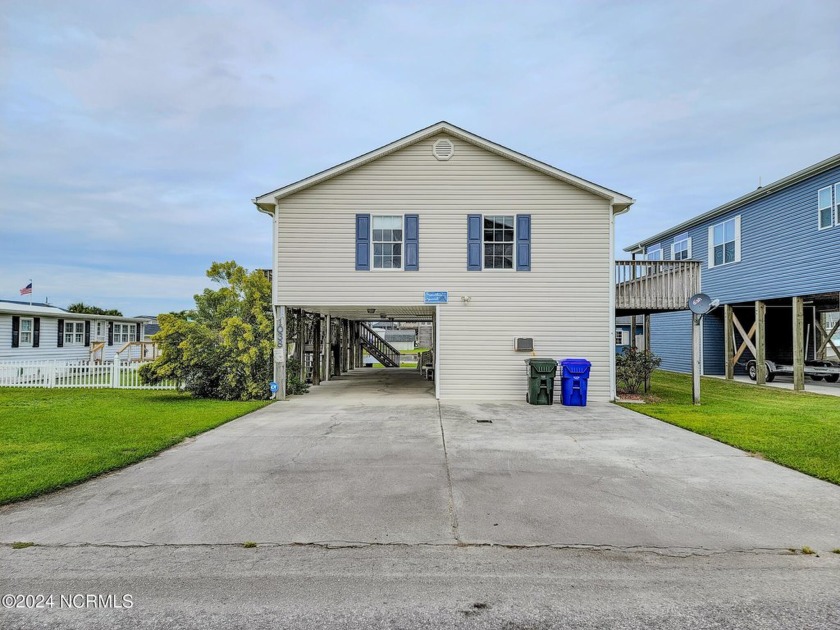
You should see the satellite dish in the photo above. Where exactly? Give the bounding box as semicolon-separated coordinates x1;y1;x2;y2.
688;293;713;315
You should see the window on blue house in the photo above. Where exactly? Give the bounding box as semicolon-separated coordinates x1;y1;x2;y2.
372;215;403;269
483;215;515;269
835;184;840;226
818;186;833;230
646;246;662;261
711;217;738;267
672;237;691;260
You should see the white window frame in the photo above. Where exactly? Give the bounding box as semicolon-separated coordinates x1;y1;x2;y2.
615;328;629;346
671;237;692;260
482;214;516;270
707;216;741;268
818;185;833;230
113;323;136;344
835;183;840;228
645;245;663;261
19;317;34;347
64;321;85;346
370;214;404;271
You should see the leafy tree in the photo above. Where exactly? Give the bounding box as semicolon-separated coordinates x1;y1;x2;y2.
67;302;123;316
139;261;280;400
616;347;662;395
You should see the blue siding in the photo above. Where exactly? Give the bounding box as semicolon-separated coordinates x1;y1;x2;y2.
644;164;840;303
703;312;725;376
641;162;840;374
650;311;692;373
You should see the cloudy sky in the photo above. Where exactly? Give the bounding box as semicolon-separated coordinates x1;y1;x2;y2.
2;0;838;316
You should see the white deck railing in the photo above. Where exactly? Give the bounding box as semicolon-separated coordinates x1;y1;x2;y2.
0;358;178;390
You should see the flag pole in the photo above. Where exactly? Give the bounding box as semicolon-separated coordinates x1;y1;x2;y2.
29;279;32;306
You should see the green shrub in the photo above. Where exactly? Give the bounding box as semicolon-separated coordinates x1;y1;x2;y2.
616;347;662;395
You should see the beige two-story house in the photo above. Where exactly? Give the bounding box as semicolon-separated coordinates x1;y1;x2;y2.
254;122;633;401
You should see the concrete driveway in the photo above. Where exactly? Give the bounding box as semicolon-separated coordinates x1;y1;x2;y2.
1;368;839;552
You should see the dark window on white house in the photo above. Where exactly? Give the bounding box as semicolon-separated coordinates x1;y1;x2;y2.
483;215;514;269
372;215;403;269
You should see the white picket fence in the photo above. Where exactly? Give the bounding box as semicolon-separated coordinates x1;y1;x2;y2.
0;358;179;390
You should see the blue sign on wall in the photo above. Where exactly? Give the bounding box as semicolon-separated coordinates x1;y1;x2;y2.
269;381;279;393
424;291;448;304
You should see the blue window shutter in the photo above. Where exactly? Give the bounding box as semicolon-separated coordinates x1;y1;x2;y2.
516;214;531;271
467;214;482;270
355;214;370;271
404;214;419;271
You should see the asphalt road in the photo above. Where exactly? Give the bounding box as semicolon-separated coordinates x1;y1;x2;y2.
2;544;840;629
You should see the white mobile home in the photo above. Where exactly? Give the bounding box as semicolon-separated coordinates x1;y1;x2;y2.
254;122;634;401
0;300;148;363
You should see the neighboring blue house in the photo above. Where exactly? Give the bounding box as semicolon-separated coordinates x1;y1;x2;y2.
624;153;840;381
614;316;644;354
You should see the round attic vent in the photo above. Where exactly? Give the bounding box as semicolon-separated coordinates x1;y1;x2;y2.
432;138;454;161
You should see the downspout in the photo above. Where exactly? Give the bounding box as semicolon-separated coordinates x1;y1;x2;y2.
610;201;633;402
254;199;281;399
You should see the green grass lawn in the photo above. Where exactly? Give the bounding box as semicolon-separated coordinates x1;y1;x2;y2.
0;388;270;505
619;371;840;484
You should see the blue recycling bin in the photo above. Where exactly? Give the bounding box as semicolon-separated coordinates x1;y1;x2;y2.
559;359;591;406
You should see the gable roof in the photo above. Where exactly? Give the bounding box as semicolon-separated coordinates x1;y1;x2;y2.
624;152;840;252
254;121;634;214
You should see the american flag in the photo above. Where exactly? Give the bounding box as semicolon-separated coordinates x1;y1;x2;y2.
20;282;32;296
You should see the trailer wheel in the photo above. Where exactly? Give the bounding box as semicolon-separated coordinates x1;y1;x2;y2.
825;374;839;383
747;361;756;381
766;371;775;383
811;375;824;381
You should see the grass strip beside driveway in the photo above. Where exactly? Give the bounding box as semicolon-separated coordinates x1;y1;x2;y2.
619;371;840;485
0;388;269;505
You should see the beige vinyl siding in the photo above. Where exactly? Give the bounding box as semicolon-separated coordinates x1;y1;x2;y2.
274;134;613;401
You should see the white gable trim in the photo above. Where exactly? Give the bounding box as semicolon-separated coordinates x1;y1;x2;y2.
254;121;634;213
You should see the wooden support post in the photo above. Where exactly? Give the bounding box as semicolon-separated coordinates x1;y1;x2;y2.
349;321;356;369
643;314;651;393
295;309;305;383
343;320;350;372
692;314;701;405
630;315;637;350
754;301;766;385
312;316;321;385
793;296;805;391
332;320;341;377
724;305;734;380
274;306;287;400
324;316;331;382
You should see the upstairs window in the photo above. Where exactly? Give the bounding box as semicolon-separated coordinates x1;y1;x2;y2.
709;216;740;267
483;215;514;269
646;246;663;261
836;184;840;225
372;215;403;269
672;236;691;260
818;186;833;229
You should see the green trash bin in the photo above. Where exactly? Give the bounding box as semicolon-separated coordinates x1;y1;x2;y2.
525;358;558;405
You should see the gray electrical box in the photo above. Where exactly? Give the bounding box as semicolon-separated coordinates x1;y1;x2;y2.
514;337;534;352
